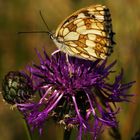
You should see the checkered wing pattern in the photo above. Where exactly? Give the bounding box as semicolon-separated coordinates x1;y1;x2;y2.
53;4;115;61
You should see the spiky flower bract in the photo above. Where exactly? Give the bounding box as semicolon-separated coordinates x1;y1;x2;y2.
18;50;134;140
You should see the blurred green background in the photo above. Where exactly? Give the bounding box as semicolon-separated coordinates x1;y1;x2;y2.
0;0;140;140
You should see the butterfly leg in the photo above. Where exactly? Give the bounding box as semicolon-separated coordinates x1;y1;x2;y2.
66;53;70;64
51;49;60;56
65;53;74;77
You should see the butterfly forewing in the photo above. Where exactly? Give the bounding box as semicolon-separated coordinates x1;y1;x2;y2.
53;4;115;61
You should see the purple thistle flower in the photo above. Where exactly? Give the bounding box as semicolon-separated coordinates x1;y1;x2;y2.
17;50;135;140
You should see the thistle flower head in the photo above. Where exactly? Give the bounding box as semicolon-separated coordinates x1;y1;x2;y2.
1;71;34;105
18;50;134;139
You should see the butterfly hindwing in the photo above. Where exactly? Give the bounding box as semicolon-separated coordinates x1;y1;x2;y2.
53;5;115;61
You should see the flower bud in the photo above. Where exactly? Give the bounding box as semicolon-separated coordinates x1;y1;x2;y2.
2;71;34;104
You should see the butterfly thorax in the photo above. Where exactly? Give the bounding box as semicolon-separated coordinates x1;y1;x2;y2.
52;35;66;52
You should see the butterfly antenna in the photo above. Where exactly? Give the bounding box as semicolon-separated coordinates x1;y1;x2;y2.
39;10;52;36
18;11;52;36
18;31;49;34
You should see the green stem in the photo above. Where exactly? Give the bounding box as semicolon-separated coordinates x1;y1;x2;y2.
24;120;33;140
109;126;121;140
64;129;72;140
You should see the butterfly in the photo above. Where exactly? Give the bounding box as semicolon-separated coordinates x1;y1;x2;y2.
51;4;115;61
19;4;115;61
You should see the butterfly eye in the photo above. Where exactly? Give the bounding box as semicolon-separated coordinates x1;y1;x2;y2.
49;32;56;40
50;34;54;39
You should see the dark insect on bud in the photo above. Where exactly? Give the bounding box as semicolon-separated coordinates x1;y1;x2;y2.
1;71;34;105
